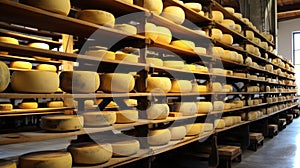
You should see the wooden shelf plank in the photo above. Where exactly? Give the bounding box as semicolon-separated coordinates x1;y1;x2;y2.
0;111;64;117
0;107;73;115
0;54;61;65
214;121;250;133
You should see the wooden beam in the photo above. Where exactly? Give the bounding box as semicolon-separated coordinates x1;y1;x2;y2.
278;10;300;21
278;3;300;12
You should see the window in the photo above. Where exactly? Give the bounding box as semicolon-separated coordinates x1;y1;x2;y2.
292;32;300;94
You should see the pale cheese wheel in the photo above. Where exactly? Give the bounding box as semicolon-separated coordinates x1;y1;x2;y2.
224;7;235;14
197;102;213;114
68;143;112;164
100;73;134;92
185;123;204;136
245;57;252;66
233;13;242;19
197;85;209;93
21;0;70;15
156;26;172;43
211;28;223;40
146;76;172;93
260;42;268;50
232;116;242;124
0;36;19;45
77;10;115;28
265;64;273;72
171;40;195;51
222;19;235;30
146;57;163;66
266;34;274;42
145;23;158;41
222;117;233;127
115;24;137;34
0;61;10;92
19;151;72;168
234;24;242;33
116;110;138;123
111;140;140;157
224;103;232;110
47;101;64;108
115;52;138;63
203;123;214;132
60;71;100;93
212;11;224;23
211;68;224;75
0;161;16;168
253;37;261;45
184;3;202;12
0;104;13;111
213;101;224;111
222;50;235;61
194;47;207;55
161;6;185;24
36;64;57;72
83;112;116;126
148;129;171;146
143;0;163;14
232;100;244;108
146;104;169;120
199;11;205;16
233;72;246;78
119;0;133;4
175;102;197;116
223;84;233;92
28;42;49;50
221;34;233;45
170;80;192;93
214;119;225;129
211;82;223;92
10;61;32;70
183;64;196;72
84;50;115;60
41;115;83;131
245;30;254;40
169;126;186;140
212;47;224;57
163;60;184;69
12;71;59;93
246;44;255;54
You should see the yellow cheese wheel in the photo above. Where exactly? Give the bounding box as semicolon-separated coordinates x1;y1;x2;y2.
161;6;185;24
237;54;244;64
211;82;223;92
203;123;214;132
0;104;13;111
60;71;100;93
214;119;225;129
183;64;196;72
234;24;242;33
253;37;261;45
213;101;224;111
36;64;57;72
234;13;242;19
28;42;49;50
170;80;192;93
77;10;115;28
245;56;252;66
19;151;72;168
156;26;172;44
222;117;234;127
197;102;213;114
148;129;171;146
163;60;185;69
184;3;202;12
84;50;115;60
111;139;140;157
0;61;10;92
143;0;163;14
195;47;207;55
46;101;64;108
246;30;254;41
224;7;235;14
145;23;158;40
233;72;246;78
224;70;233;76
222;19;235;30
83;112;116;126
224;103;232;110
211;68;224;75
146;103;169;120
175;102;197;116
266;64;273;72
223;84;233;92
198;11;205;16
10;61;32;70
0;161;16;168
0;36;19;45
146;57;163;66
232;100;244;108
115;24;137;34
119;0;133;4
115;52;138;63
41;115;83;131
68;142;112;164
221;34;233;45
12;71;59;93
197;85;209;93
212;11;224;23
195;65;208;73
212;47;224;57
232;116;242;124
242;18;250;25
100;73;134;92
116;110;138;123
171;40;195;51
169;126;186;140
21;0;70;15
146;76;172;93
211;28;223;40
260;42;268;50
185;123;204;136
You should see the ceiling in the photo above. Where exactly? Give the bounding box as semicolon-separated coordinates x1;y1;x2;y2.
278;0;300;21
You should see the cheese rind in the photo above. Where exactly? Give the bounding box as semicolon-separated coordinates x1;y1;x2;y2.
221;34;233;45
169;126;186;140
148;129;171;146
214;119;225;129
18;102;38;109
197;102;213;114
21;0;71;15
212;11;224;23
0;36;19;45
84;50;115;60
146;77;172;93
146;104;170;120
171;40;195;51
111;140;140;157
163;61;184;69
156;26;172;44
100;73;134;93
170;80;192;93
146;57;163;66
0;104;13;111
36;64;57;72
116;110;138;123
143;0;164;14
175;102;197;116
83;112;116;126
41;115;83;131
0;161;16;168
115;52;138;63
145;23;158;40
10;61;32;70
77;10;115;28
184;3;202;12
211;28;223;40
47;101;64;108
0;61;10;92
185;123;204;136
213;101;225;111
115;24;137;34
161;6;185;24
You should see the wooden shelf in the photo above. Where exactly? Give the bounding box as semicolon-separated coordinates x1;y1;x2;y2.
0;54;62;65
214;121;249;133
214;22;246;43
0;107;72;115
249;103;268;108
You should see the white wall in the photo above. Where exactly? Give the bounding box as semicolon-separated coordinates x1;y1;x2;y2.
278;18;300;62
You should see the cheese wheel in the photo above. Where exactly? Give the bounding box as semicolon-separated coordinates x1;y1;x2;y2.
77;10;115;28
185;123;204;136
111;139;140;157
47;101;64;108
212;11;224;23
19;151;72;168
148;129;171;146
41;115;83;131
260;42;268;50
222;117;233;127
156;26;172;44
242;18;250;25
224;70;233;76
146;103;169;120
211;28;223;40
0;161;16;168
199;11;205;16
115;52;138;63
265;64;273;72
221;34;233;45
175;102;197;116
12;71;59;93
28;42;49;50
183;64;196;72
237;54;244;64
119;0;133;4
169;126;186;140
232;116;242;124
184;3;202;12
197;102;213;114
213;101;224;111
143;0;163;14
224;103;232;110
0;104;13;111
0;36;19;45
245;57;252;66
195;47;207;55
212;47;225;57
233;72;246;78
10;61;32;70
163;60;185;69
170;80;192;93
116;110;138;123
146;76;171;93
224;7;235;14
0;61;10;92
68;143;112;164
197;85;209;93
21;0;70;15
145;23;158;40
222;19;235;30
115;24;137;34
203;123;214;132
100;73;134;92
253;37;261;45
60;71;100;93
233;100;244;108
146;57;163;66
211;82;223;92
234;24;242;33
83;112;116;126
195;65;208;73
214;119;225;129
84;50;115;60
36;64;57;72
223;84;233;92
234;13;242;19
161;6;185;24
246;30;254;40
171;40;195;51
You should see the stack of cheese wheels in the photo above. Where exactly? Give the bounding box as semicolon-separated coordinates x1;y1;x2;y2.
169;126;186;140
146;103;169;120
0;160;16;168
221;34;234;45
19;151;72;168
10;61;32;69
0;61;10;93
111;139;140;157
163;60;185;69
146;57;163;66
213;101;224;111
0;104;13;111
214;119;225;129
100;73;134;92
83;112;116;126
11;71;59;93
116;110;138;123
0;37;19;54
222;117;234;127
212;11;224;23
211;82;223;92
170;80;192;93
60;71;100;93
84;49;115;60
171;40;195;51
77;10;115;28
185;123;204;136
146;76;172;93
18;102;38;109
28;42;51;61
115;24;137;34
211;28;223;40
142;0;163;14
47;101;64;108
161;6;185;24
197;102;213;114
156;26;172;44
175;102;197;116
36;64;57;72
21;0;71;15
145;23;158;40
212;47;225;57
148;129;171;146
41;115;83;131
222;19;235;30
68;142;112;165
